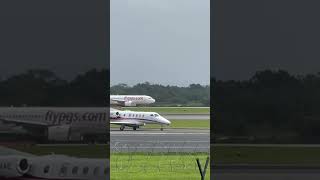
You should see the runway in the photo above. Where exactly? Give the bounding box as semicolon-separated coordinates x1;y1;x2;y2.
163;114;209;120
110;128;209;153
212;165;320;180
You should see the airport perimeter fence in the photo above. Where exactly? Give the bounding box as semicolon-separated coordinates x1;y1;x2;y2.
110;141;210;175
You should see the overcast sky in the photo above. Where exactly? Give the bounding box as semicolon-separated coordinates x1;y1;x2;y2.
0;1;107;80
213;0;320;81
111;0;210;86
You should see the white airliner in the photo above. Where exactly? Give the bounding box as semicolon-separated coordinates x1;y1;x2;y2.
110;95;155;107
110;108;171;131
0;107;108;142
0;107;169;142
0;151;109;180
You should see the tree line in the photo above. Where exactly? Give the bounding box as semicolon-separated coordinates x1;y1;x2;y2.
0;69;108;107
0;69;209;107
213;69;320;143
111;83;210;107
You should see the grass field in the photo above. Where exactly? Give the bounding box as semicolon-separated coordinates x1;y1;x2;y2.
111;153;210;180
11;144;320;165
12;144;109;158
124;107;209;114
110;119;209;129
12;145;320;165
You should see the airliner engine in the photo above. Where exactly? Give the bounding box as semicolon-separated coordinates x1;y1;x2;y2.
124;101;136;106
0;156;30;178
47;125;71;141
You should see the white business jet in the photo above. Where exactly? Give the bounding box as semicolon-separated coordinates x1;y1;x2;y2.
110;108;170;131
0;153;109;180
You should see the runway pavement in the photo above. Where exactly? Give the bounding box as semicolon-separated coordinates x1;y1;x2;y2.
110;128;209;153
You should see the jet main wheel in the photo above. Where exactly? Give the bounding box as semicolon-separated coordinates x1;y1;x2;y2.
160;127;163;131
120;126;125;131
133;127;137;131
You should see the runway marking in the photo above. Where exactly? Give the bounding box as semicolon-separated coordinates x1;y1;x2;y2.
111;147;209;149
111;140;209;143
213;144;320;147
111;132;209;135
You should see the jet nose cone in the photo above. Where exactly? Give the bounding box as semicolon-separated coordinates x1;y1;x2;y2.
164;118;171;125
149;98;155;104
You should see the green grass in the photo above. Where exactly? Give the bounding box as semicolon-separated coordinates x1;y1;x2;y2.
111;153;210;180
12;144;109;158
124;107;209;114
111;119;209;129
213;146;320;164
12;145;320;165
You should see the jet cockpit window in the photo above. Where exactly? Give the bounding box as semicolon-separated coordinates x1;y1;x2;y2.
83;167;89;175
72;166;78;175
43;165;50;174
59;166;67;177
150;114;154;116
93;167;100;176
154;114;159;117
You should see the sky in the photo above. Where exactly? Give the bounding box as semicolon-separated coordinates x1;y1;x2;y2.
110;0;210;86
0;0;108;80
213;0;320;81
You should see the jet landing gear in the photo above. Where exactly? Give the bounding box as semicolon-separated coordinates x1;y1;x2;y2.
120;125;125;131
160;125;164;131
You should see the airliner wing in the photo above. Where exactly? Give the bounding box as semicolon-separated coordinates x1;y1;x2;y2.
110;99;126;106
0;117;48;128
110;119;144;126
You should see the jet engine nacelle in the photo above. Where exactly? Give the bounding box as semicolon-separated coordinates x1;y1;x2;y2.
48;125;71;141
0;156;30;178
124;101;136;106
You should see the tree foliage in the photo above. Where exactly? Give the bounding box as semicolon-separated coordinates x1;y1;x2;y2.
213;69;320;143
111;83;210;107
0;69;108;107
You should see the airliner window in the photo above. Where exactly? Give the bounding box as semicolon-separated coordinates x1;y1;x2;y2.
83;167;89;175
93;167;100;176
43;165;50;174
155;114;159;117
72;166;78;175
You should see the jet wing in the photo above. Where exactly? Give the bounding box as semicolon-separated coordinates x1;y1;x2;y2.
110;107;120;111
110;119;144;126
